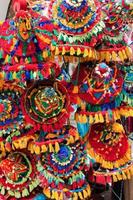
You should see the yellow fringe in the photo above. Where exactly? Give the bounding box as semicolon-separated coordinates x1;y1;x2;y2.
77;47;82;56
94;164;133;182
112;51;117;61
83;49;89;57
118;51;124;62
41;144;47;152
43;188;51;198
49;143;55;152
125;46;132;58
55;142;60;153
78;191;84;199
59;192;63;200
73;192;78;200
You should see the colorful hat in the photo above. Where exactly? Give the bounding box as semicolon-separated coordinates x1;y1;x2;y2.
0;10;57;65
71;62;133;124
37;137;91;199
87;122;131;169
0;151;39;198
78;63;123;104
22;80;72;132
49;0;104;61
97;0;132;62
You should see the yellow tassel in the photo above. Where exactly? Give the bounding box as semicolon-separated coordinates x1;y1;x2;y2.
34;145;40;154
88;49;93;58
113;175;118;182
62;47;66;55
99;113;104;123
43;51;48;58
13;141;20;149
69;135;75;144
58;192;64;200
51;190;55;199
117;173;122;181
112;122;124;133
50;44;55;51
112;51;117;61
125;46;132;58
86;185;91;196
0;142;5;152
70;47;75;55
126;170;131;179
105;51;111;62
78;192;84;200
122;172;127;180
12;72;17;79
49;143;54;152
41;144;47;152
28;142;34;153
54;191;58;200
4;55;9;63
43;188;51;198
75;113;79;122
89;115;94;124
83;49;89;57
77;47;81;56
55;142;60;153
82;114;87;123
74;133;79;141
100;51;105;61
55;47;59;55
83;189;88;198
118;51;124;62
73;192;78;200
95;114;99;123
105;113;110;123
80;101;86;110
20;139;28;149
122;50;127;60
115;110;120;119
14;56;19;63
72;85;78;93
59;192;63;200
130;166;133;175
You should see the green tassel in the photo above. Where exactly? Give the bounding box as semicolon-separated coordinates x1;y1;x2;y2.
9;72;13;80
8;190;15;196
48;50;51;57
29;183;34;192
0;50;3;59
22;188;29;197
30;71;33;79
15;191;21;198
8;55;11;63
32;180;38;188
68;177;73;185
38;71;44;80
33;71;37;79
28;57;32;63
1;187;5;195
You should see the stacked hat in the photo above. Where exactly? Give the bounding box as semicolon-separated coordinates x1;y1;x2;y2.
97;0;133;62
49;0;104;62
0;10;58;81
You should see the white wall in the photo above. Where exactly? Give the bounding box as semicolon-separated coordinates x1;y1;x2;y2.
0;0;10;21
